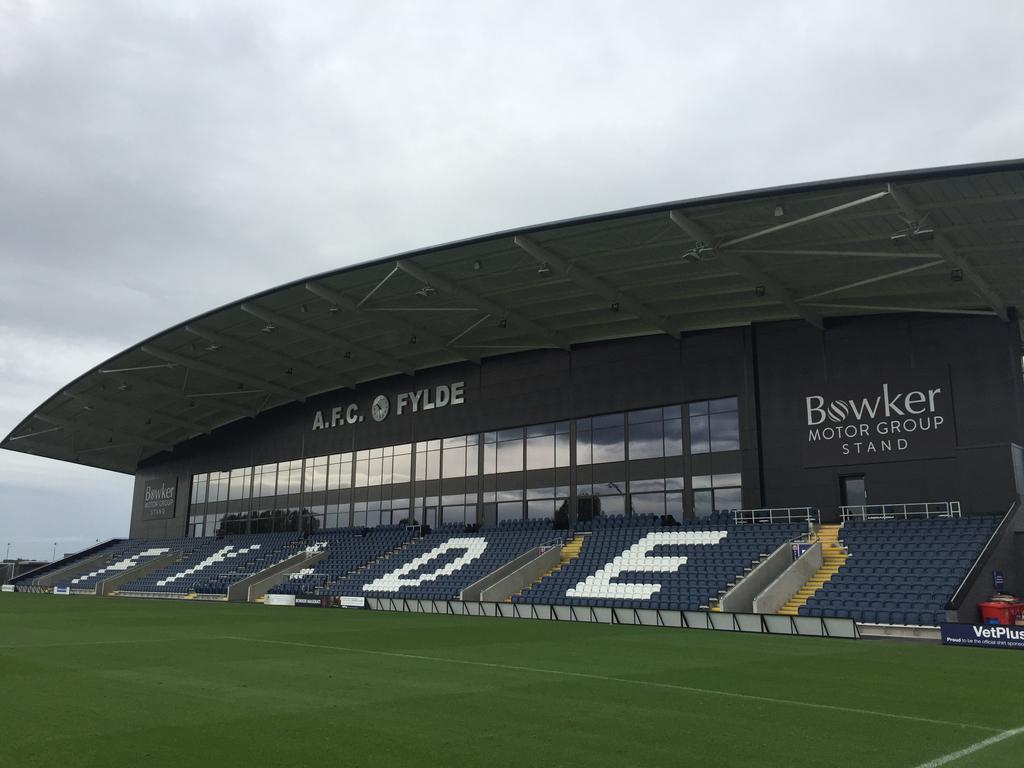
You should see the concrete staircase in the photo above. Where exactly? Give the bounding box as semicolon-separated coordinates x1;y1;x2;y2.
509;532;588;601
779;524;847;616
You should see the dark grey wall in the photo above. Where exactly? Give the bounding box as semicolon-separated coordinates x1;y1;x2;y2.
130;313;1024;537
755;314;1024;519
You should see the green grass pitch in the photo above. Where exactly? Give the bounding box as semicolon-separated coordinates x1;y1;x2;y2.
2;593;1022;767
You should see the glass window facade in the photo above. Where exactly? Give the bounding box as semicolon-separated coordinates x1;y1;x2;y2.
186;398;744;536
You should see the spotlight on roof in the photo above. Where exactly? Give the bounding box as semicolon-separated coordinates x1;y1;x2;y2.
498;318;508;329
415;284;436;297
890;223;935;245
537;262;551;276
260;323;277;334
950;268;964;282
755;285;766;297
682;242;714;264
610;302;620;313
473;260;482;271
773;204;785;218
409;335;418;345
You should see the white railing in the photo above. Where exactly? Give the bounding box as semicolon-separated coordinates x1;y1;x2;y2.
733;507;820;525
840;501;961;521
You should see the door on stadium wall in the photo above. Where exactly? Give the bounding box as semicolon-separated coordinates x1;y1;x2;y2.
840;475;867;509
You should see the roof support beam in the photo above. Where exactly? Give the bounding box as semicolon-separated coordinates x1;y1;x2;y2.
239;303;415;376
669;210;823;329
513;235;680;339
719;190;891;248
185;324;355;389
804;302;999;317
141;345;307;402
62;390;211;437
34;413;174;453
395;259;570;351
110;372;257;421
7;425;63;442
304;282;481;365
887;184;1009;321
797;260;945;302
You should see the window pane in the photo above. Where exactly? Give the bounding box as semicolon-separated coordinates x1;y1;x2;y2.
630;492;665;517
629;478;664;493
710;397;737;414
713;473;742;488
555;433;570;467
666;492;684;523
526;423;554;438
628;420;663;459
423;450;440;481
497;440;523;473
393;453;412;484
527;499;554;520
710;411;740;452
664;419;683;456
592;426;625;463
442;446;466;479
694;490;714;518
526;435;554;471
714;487;742;511
628;407;663;424
690;415;710;454
497;501;522;522
576;430;592;465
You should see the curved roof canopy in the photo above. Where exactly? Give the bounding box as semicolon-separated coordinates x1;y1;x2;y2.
5;159;1024;474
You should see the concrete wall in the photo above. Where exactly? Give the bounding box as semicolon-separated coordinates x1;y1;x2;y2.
753;543;824;615
718;540;802;613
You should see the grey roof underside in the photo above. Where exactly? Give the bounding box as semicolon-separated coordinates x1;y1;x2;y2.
4;159;1024;473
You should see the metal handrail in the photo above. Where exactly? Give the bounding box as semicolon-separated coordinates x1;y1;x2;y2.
840;501;961;521
946;499;1018;610
733;507;820;525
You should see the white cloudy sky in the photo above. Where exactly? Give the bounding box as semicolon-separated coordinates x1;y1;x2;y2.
1;1;1022;560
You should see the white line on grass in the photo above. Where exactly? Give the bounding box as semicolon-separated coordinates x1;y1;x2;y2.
913;725;1024;767
220;635;1000;734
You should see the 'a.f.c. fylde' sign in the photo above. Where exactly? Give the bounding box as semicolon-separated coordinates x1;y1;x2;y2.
802;375;955;467
311;381;466;432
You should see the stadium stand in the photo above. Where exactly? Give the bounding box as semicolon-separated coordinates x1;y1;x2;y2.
13;539;125;588
268;525;418;596
118;532;303;596
797;515;1000;626
514;513;805;610
67;540;180;590
9;509;1002;629
327;519;564;600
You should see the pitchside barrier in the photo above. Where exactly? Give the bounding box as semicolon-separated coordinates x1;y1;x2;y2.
359;597;861;639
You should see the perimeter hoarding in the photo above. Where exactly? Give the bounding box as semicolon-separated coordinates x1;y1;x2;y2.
941;622;1024;650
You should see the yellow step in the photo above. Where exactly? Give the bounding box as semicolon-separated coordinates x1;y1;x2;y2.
777;524;848;615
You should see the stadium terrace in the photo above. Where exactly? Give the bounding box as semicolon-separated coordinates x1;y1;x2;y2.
4;159;1024;634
